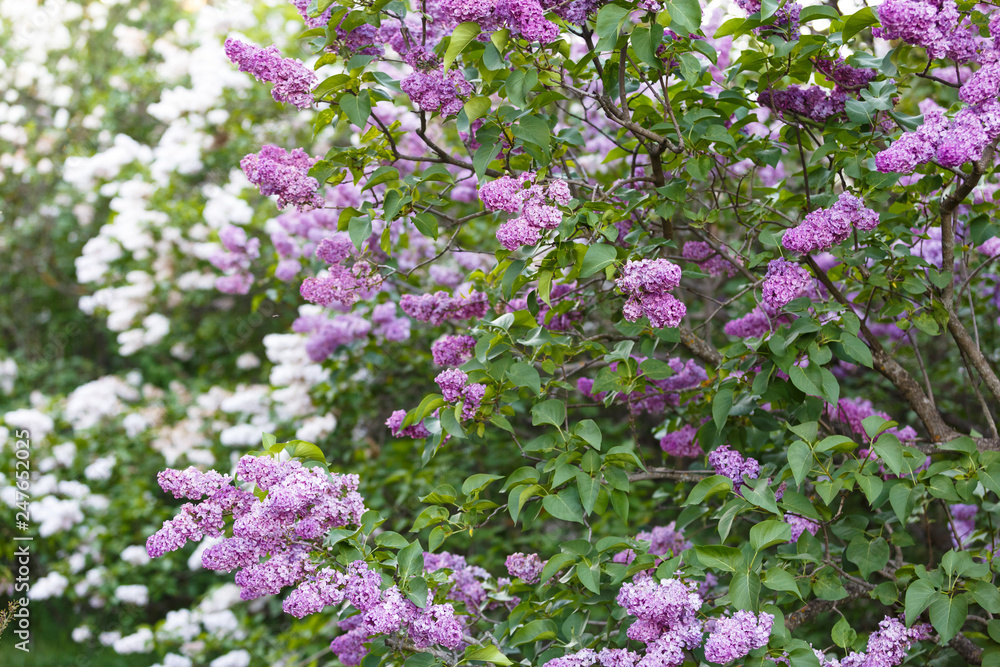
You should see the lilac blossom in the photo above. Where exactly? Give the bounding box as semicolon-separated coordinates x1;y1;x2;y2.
826;397;918;444
224;39;317;108
703;610;773;664
708;444;760;492
783;193;880;253
386;410;431;439
241;145;323;211
401;68;473;116
400;290;489;325
432;334;477;367
505;552;545;583
762;259;811;309
950;503;977;548
839;616;931;667
616;259;687;328
659;425;702;458
786;513;821;543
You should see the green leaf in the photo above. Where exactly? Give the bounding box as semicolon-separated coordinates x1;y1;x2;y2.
694;545;742;572
595;3;630;43
846;535;889;579
349;217;372;250
889;481;916;523
968;580;1000;614
577;471;600;515
413;212;439;239
713;386;734;430
509;619;558;646
406;576;429;608
574;420;603;449
731;570;762;611
404;653;437;667
507;362;541;395
788;440;812;485
531;399;565;427
842;7;878;42
580;244;618;277
873;434;904;476
928;593;968;643
462;474;502;496
515;116;550;156
465;645;514;666
543;488;585;524
904;579;937;624
665;0;702;34
763;567;801;598
285;440;327;464
443;22;481;72
832;616;857;649
576;560;601;593
684;474;733;505
854;472;884;505
540;553;575;583
340;91;371;128
750;520;792;551
376;531;411;549
979;463;1000;497
464;96;491;123
397;540;425;579
788;365;821;397
839;333;873;368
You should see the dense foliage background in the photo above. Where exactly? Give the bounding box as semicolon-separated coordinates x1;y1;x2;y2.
2;0;1000;665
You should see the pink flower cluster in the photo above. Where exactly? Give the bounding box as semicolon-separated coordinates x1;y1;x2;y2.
616;577;704;667
612;522;692;565
785;513;821;543
761;258;812;310
400;68;473;116
439;0;559;43
839;616;931;667
480;173;571;251
300;235;383;309
950;503;977;548
616;259;686;329
432;334;477;367
875;0;976;62
400;290;489;325
758;85;847;123
723;307;785;339
241;145;324;211
211;225;261;295
505;552;545;583
435;368;486;420
423;551;493;611
681;242;738;277
385;409;432;439
658;424;702;458
703;610;773;664
579;357;706;415
224;39;317;108
146;457;366;604
782;193;880;253
708;444;760;493
875;101;1000;173
294;312;372;362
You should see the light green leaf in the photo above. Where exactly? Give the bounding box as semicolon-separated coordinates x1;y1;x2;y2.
443;22;481;72
580;244;618;277
507;362;541;395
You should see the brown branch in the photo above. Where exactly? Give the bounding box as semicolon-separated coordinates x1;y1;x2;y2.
784;581;869;631
628;467;714;483
678;324;723;367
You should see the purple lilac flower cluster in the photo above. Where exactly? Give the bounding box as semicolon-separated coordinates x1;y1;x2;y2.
439;0;559;43
211;225;261;295
815;58;877;91
681;241;738;277
723;307;783;339
480;173;571;251
300;235;383;309
435;369;486;420
659;424;702;458
839;616;932;667
385;409;432;439
875;100;1000;173
783;193;880;253
423;551;494;611
613;522;692;565
400;290;489;325
875;0;976;62
289;0;333;27
785;513;821;543
241;145;324;211
757;85;847;122
826;397;918;444
505;552;545;583
294;312;372;362
224;39;317;109
950;503;977;548
734;0;801;39
432;334;477;367
579;357;706;415
616;577;704;667
616;259;686;328
708;444;760;493
762;259;812;310
146;457;366;606
703;610;774;664
371;303;411;341
400;68;474;116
